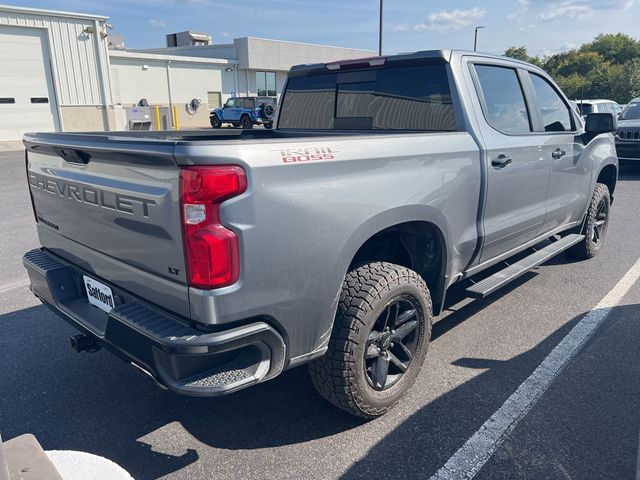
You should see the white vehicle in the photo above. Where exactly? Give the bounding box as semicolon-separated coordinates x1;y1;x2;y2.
575;99;622;119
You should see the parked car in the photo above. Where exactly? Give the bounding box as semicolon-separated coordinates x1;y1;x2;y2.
210;96;276;129
615;98;640;164
575;99;622;119
22;50;618;419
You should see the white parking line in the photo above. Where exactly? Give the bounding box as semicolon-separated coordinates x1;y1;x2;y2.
431;256;640;480
0;279;29;294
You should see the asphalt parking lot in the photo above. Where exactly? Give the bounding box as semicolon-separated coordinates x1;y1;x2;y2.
1;149;639;479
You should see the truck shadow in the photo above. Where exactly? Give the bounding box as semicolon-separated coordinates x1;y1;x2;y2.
0;302;360;479
0;280;620;479
340;301;640;479
619;162;640;181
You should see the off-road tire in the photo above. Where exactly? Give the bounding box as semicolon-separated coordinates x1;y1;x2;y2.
240;115;253;129
261;103;275;119
309;262;432;419
568;182;610;259
264;121;273;129
210;114;221;128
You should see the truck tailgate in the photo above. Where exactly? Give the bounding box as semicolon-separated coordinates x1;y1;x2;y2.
24;135;189;317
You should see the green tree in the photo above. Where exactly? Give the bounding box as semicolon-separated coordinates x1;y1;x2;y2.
505;33;640;104
621;58;640;101
553;51;605;77
581;33;640;64
504;46;542;66
505;46;529;61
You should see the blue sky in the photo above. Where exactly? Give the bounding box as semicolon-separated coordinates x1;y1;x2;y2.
4;0;639;55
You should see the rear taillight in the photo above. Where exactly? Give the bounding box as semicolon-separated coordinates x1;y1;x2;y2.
180;166;247;289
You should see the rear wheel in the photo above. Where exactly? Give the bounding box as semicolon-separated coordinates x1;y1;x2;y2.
568;182;610;259
210;114;221;129
309;262;432;418
240;115;253;129
264;122;273;129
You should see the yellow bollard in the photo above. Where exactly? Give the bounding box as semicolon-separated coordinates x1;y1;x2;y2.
172;105;180;130
154;106;161;131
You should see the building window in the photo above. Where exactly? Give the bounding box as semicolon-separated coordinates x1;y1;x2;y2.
256;71;276;97
207;91;222;108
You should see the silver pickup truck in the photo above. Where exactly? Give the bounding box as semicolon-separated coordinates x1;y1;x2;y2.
22;50;618;418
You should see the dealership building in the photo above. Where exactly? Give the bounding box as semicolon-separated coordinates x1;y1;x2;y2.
0;4;373;140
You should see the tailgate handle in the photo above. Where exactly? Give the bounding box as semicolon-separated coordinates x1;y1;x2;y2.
53;148;91;165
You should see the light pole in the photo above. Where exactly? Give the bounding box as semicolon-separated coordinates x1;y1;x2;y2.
378;0;383;55
473;26;484;52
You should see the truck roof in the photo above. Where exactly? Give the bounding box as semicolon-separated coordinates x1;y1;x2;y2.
288;49;540;77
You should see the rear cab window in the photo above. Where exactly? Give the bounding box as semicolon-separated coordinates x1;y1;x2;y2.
278;61;457;131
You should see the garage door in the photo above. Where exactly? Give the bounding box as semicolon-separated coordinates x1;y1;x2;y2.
0;25;59;141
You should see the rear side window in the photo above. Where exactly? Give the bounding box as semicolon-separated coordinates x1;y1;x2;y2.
529;73;573;132
474;65;531;134
278;63;456;131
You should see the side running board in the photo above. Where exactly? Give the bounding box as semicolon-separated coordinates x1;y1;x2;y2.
466;234;585;299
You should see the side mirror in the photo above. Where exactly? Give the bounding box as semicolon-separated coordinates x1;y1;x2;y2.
585;113;617;135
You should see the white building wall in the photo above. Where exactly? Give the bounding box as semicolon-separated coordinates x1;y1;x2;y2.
243;37;373;71
133;36;373;100
109;52;234;107
0;7;110;106
168;63;226;104
109;51;237;129
110;58;170;105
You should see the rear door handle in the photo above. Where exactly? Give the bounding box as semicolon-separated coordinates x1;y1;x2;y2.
552;148;566;159
492;154;512;168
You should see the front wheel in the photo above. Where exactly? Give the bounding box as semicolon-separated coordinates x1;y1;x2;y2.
568;182;611;259
210;114;221;129
309;262;432;418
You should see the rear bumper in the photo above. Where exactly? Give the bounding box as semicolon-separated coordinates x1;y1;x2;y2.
22;248;286;396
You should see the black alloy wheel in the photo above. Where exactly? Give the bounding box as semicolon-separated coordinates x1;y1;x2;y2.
591;196;609;245
365;295;421;391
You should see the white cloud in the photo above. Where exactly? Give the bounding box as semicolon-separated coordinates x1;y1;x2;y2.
509;0;634;24
148;19;167;28
220;31;230;37
537;3;593;21
391;24;411;32
507;0;530;21
414;7;487;33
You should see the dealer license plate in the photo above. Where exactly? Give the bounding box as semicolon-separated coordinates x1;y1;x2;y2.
83;275;115;313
